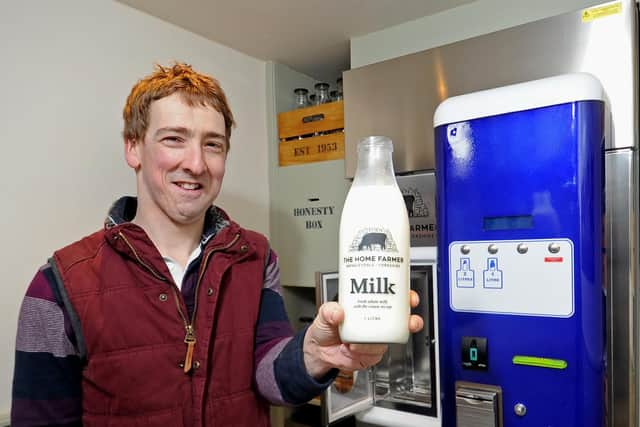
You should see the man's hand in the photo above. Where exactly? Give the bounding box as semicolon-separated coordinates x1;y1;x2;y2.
303;290;424;379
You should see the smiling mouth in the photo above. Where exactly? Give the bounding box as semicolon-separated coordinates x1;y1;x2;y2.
175;182;203;191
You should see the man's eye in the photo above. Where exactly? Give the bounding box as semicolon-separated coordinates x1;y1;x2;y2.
206;141;225;152
163;136;182;143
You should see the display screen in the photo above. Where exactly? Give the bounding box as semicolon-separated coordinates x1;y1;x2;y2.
483;215;533;231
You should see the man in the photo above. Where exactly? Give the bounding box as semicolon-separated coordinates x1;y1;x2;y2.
12;63;423;426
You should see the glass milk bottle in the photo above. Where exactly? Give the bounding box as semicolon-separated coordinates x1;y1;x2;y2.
339;136;410;343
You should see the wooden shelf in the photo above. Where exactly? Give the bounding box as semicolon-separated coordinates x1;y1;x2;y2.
278;132;344;167
307;397;321;407
278;101;344;140
277;101;344;167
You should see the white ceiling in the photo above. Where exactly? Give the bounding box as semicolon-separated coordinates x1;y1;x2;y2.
117;0;475;82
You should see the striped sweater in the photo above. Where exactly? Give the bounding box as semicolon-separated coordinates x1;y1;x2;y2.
12;198;333;426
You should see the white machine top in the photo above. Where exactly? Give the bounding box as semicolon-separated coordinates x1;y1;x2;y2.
433;72;604;127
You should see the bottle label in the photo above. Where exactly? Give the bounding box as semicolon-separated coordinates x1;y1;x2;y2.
338;183;410;342
341;227;405;314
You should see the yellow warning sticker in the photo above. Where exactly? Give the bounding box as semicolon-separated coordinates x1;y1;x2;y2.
582;2;622;22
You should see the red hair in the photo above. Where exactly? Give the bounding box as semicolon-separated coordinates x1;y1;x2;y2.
123;62;235;150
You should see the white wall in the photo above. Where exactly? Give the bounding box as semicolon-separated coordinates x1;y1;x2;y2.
0;0;268;416
351;0;605;68
265;62;321;332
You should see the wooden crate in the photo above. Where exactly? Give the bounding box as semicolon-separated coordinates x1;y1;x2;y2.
277;101;344;167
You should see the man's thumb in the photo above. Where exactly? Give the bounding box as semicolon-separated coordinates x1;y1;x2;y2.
319;302;344;327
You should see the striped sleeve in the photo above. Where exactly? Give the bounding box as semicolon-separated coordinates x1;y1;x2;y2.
254;250;335;405
11;265;83;427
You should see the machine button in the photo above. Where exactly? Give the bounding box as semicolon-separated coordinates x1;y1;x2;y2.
548;242;561;253
461;336;488;370
488;244;498;254
517;243;528;254
461;245;471;255
514;403;527;417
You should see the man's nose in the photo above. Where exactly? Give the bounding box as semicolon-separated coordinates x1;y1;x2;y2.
182;144;206;175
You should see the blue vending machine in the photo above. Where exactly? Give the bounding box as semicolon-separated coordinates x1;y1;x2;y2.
434;73;605;427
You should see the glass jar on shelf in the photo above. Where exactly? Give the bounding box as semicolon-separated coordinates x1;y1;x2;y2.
314;82;331;104
336;77;343;100
293;88;309;109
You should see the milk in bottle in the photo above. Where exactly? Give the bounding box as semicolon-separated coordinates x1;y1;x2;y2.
338;136;410;344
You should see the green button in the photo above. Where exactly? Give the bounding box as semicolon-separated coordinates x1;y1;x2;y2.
512;355;567;369
470;348;478;362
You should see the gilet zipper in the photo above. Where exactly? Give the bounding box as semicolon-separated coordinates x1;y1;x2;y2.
117;231;240;373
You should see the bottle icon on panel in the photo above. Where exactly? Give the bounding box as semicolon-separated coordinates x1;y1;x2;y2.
456;257;475;288
483;257;503;289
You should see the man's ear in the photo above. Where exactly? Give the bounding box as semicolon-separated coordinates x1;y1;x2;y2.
124;138;141;170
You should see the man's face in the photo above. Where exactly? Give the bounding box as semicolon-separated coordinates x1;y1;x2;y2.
125;93;227;226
